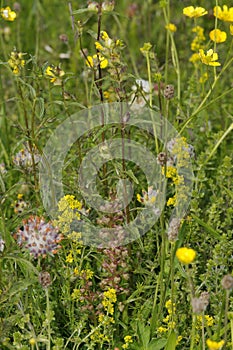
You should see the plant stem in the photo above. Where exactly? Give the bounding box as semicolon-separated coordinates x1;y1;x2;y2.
45;288;51;350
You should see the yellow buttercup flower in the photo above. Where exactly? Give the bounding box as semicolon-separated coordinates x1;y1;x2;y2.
214;6;233;22
1;6;16;21
230;24;233;35
199;49;221;67
183;6;207;18
165;23;177;32
209;29;227;43
176;247;196;264
206;339;224;350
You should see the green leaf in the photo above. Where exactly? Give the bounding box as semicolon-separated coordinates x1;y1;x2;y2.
126;169;139;184
191;213;221;240
148;338;167;350
138;323;150;347
164;331;176;350
72;8;96;15
35;97;45;119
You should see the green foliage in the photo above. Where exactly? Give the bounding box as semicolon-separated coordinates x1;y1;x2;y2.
0;0;232;349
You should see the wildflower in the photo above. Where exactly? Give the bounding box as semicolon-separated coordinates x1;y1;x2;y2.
0;162;7;175
12;194;28;214
133;79;151;94
191;292;209;314
157;152;168;166
54;195;85;237
71;288;81;300
130;79;150;110
165;23;177;32
29;338;36;345
137;186;158;205
0;237;5;252
167;195;177;207
221;274;233;290
0;6;16;21
13;146;40;170
95;41;104;51
140;42;152;55
176;336;183;345
189;53;201;64
14;216;63;258
38;271;52;288
80;269;94;279
163;84;175;99
167;137;192;157
122;335;133;349
191;26;205;51
205;315;214;327
158;326;168;333
45;65;65;85
206;339;224;350
8;50;25;75
165;299;176;314
102;288;117;314
213;6;233;22
176;247;196;264
87;1;98;12
86;54;108;69
199;72;208;83
183;6;207;18
199;49;221;67
209;29;227;43
230;24;233;35
66;252;74;263
102;1;115;12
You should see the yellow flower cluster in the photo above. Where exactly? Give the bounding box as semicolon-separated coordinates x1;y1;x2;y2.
140;42;152;55
199;49;221;67
98;313;115;325
196;315;214;328
176;247;196;264
102;288;117;315
158;299;177;334
45;65;65;85
191;26;205;51
122;335;133;349
90;329;109;344
8;51;25;75
206;339;224;350
86;53;108;69
183;6;207;18
71;288;81;300
167;194;177;207
87;30;123;70
1;6;16;21
214;5;233;22
80;269;94;280
54;195;83;236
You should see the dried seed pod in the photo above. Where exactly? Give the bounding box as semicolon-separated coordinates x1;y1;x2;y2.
39;271;52;288
164;84;175;99
221;275;233;290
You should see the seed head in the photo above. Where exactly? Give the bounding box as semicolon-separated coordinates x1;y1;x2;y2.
221;274;233;290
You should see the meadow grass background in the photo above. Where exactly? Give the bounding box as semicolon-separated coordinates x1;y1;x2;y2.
0;0;233;349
